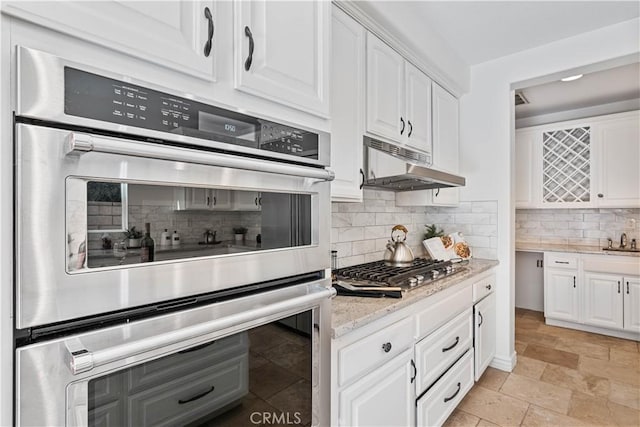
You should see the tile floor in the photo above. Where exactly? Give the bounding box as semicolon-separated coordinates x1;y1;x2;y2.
444;308;640;427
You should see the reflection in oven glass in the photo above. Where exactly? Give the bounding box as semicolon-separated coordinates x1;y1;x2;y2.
87;313;312;427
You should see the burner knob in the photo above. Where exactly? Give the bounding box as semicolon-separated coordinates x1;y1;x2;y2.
408;277;418;287
431;270;440;280
415;275;424;283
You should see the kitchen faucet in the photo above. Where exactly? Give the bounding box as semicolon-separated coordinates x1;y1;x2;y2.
620;233;627;248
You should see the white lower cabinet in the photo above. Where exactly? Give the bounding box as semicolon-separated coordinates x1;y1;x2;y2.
583;272;624;329
339;349;415;427
624;277;640;333
544;253;580;323
333;270;497;427
416;350;474;427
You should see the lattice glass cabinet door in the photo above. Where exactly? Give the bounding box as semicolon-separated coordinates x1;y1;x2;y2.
542;126;591;204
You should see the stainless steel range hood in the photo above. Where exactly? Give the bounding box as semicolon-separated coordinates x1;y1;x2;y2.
363;137;466;191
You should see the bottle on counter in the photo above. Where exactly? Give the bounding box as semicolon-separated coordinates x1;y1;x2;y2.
172;230;180;246
160;229;170;246
140;223;155;263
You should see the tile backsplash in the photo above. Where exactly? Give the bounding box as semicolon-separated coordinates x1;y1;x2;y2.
331;190;498;268
516;208;640;246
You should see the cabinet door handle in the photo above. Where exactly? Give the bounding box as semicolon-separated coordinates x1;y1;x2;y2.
410;359;417;383
258;197;262;205
618;281;621;294
178;385;215;404
597;193;604;198
443;382;461;403
244;26;254;71
486;284;492;291
573;276;576;288
627;281;630;294
359;168;365;189
381;342;392;353
555;261;570;264
478;312;483;327
442;336;460;352
255;197;258;206
213;196;217;206
400;117;405;135
435;188;440;197
203;7;214;57
407;120;413;137
206;196;210;206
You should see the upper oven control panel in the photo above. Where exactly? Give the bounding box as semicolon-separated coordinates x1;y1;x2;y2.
63;67;319;160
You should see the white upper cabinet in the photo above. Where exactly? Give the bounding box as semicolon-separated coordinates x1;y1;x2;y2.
330;6;366;202
233;0;330;117
431;83;460;206
594;112;640;207
366;33;405;142
515;111;640;209
3;1;217;82
404;63;432;154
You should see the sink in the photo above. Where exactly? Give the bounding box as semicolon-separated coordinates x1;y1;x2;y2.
602;247;640;253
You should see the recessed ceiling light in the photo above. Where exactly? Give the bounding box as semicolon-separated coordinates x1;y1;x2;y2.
561;74;583;82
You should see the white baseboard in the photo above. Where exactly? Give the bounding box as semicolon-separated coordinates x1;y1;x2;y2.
489;351;517;372
546;318;640;341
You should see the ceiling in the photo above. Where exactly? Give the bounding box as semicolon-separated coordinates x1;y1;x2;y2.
515;62;640;119
361;1;640;66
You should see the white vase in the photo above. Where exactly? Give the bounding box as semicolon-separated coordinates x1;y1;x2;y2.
234;234;244;243
128;238;142;248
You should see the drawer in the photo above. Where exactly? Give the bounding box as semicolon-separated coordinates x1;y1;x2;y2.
473;274;495;303
545;253;578;269
338;316;414;387
415;308;472;392
416;285;472;340
129;332;248;392
416;350;474;427
128;353;249;427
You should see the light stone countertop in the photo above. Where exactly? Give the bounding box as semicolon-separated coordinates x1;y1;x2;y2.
331;258;499;339
516;242;640;257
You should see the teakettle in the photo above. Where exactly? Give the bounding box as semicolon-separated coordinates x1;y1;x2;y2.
204;229;217;244
384;225;414;267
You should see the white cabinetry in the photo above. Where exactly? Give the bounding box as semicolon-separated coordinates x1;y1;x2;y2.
177;188;232;211
515;111;640;209
339;349;414;427
544;252;640;339
473;277;496;381
544;253;580;323
231;192;261;211
366;33;432;155
233;0;330;117
3;1;217;82
330;6;365;202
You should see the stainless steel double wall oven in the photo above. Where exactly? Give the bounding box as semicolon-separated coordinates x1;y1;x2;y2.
14;47;334;426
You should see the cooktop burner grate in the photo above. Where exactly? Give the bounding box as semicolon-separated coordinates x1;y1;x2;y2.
336;258;458;287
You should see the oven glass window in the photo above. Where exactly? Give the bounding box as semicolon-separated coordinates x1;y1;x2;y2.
83;182;312;269
87;312;312;426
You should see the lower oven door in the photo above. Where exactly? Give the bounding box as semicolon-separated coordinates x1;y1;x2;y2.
16;278;335;427
15;123;332;329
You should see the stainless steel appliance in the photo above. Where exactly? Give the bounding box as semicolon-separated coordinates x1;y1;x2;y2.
363;137;466;191
334;258;468;296
14;47;335;426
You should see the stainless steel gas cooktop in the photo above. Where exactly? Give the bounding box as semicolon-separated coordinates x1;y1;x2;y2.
334;258;468;297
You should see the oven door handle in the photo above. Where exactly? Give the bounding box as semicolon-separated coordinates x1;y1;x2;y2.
66;285;336;375
65;132;335;182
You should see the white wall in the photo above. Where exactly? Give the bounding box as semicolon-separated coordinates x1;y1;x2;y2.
459;17;640;371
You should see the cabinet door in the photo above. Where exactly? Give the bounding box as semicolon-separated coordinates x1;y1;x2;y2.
3;1;217;81
404;63;432;155
474;293;495;381
186;188;213;210
365;33;405;143
233;0;330;117
330;6;365;202
544;269;579;322
232;191;261;211
431;83;460;206
515;129;539;208
583;272;624;330
623;276;640;333
595;114;640;208
338;349;414;427
211;190;232;210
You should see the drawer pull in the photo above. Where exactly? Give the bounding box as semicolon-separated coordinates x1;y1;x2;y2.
442;336;460;353
382;342;392;353
627;281;630;294
410;359;416;383
555;261;570;264
178;385;215;404
485;284;492;291
478;312;483;327
178;340;216;354
443;382;461;403
618;281;621;294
